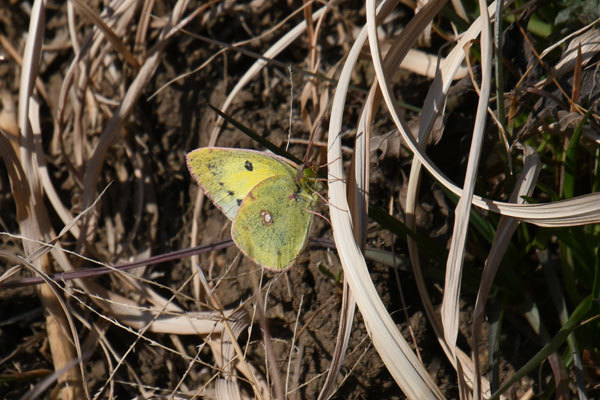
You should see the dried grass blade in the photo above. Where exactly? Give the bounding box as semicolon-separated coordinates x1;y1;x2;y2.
71;0;141;70
324;0;444;397
195;264;268;400
471;145;540;399
318;1;403;394
365;0;504;396
357;0;599;229
80;0;191;233
207;6;327;145
323;3;390;399
316;282;354;400
16;1;89;397
440;0;493;380
215;379;243;400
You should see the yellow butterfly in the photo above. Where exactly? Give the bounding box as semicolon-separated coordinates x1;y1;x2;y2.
186;147;320;270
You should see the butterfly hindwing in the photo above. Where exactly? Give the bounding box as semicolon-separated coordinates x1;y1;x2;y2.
232;175;315;270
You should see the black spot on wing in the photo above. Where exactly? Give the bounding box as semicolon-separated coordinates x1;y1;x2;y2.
228;190;235;197
244;160;253;171
237;199;243;206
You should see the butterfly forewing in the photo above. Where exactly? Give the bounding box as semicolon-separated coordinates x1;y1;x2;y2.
186;147;297;220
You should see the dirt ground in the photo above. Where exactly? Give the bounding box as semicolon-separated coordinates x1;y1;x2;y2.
0;1;571;399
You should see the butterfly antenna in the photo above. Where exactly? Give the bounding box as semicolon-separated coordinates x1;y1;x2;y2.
316;155;341;170
313;190;346;212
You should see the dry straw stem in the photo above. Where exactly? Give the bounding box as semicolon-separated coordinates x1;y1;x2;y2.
15;1;86;398
399;48;469;79
70;0;141;71
471;145;541;399
182;9;337;396
440;0;493;394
